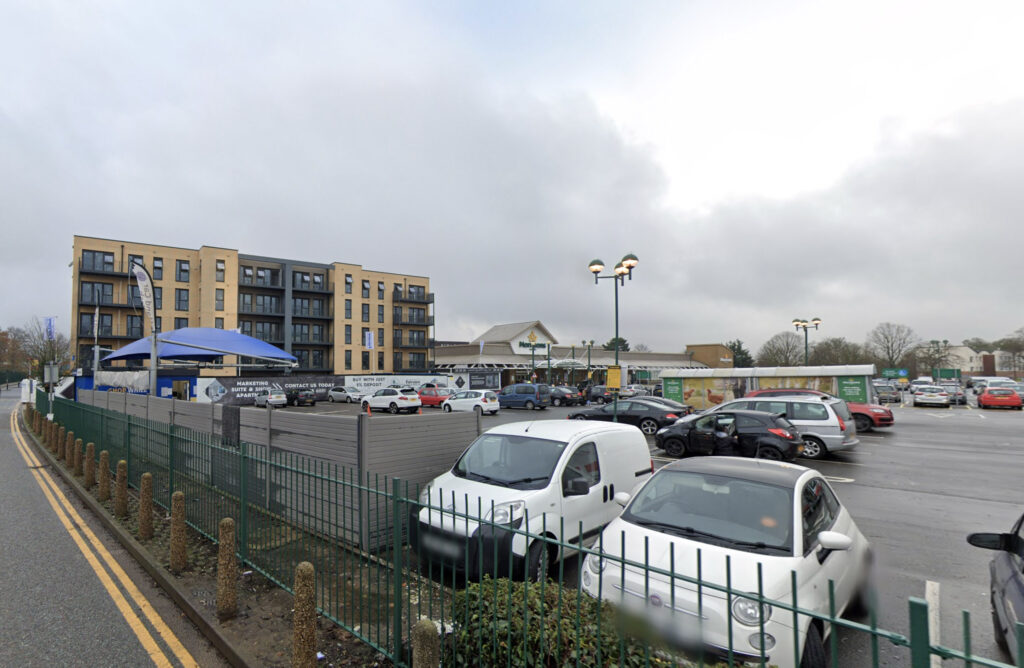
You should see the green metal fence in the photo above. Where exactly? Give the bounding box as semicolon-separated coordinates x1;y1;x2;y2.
38;394;1023;667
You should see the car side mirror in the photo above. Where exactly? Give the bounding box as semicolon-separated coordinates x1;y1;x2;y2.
967;532;1012;551
564;477;590;496
613;492;631;507
816;530;852;563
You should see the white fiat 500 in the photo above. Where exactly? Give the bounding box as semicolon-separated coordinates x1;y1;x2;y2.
441;390;500;415
581;457;871;668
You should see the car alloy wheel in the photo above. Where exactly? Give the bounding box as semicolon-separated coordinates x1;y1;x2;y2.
662;438;685;457
573;415;588;420
388;403;399;414
639;419;658;435
443;404;452;412
801;437;827;460
362;402;370;412
524;400;535;410
854;415;872;432
329;396;335;403
756;446;783;460
553;397;562;406
596;397;606;405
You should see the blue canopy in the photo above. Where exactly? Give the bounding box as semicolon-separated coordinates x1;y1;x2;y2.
102;327;297;364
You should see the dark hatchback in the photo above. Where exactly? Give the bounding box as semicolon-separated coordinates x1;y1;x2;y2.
654;409;803;461
550;386;583;407
567;398;684;435
586;385;614;404
968;510;1024;665
286;388;317;406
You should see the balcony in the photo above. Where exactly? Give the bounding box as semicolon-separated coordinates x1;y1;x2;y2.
396;364;434;373
239;304;285;316
395;315;434;327
246;335;284;346
77;326;144;340
78;259;130;277
392;290;435;304
291;282;333;295
394;338;435;349
291;336;331;345
78;296;147;309
292;307;332;320
239;275;284;289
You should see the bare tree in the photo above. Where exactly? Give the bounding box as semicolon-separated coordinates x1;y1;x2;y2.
865;322;918;368
632;342;651;352
808;337;870;366
11;318;72;377
756;332;804;366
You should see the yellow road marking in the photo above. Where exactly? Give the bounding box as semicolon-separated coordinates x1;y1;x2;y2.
10;410;198;668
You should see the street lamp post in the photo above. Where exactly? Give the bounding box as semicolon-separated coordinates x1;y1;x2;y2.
792;317;822;366
589;254;639;422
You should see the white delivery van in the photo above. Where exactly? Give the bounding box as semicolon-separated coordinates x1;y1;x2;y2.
412;420;653;581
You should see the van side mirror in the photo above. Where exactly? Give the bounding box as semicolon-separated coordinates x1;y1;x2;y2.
564;478;590;496
613;492;631;507
967;532;1012;551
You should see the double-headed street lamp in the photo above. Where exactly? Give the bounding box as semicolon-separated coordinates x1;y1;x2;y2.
792;317;822;365
589;253;639;422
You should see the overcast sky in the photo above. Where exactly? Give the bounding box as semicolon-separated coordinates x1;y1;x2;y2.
3;1;1024;354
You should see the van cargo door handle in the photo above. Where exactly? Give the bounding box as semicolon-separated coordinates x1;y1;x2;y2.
602;486;608;502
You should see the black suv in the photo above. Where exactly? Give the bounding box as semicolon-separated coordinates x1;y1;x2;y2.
286;387;317;406
654;409;802;461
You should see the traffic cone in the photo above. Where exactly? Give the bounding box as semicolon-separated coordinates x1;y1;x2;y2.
366;403;371;416
418;407;422;415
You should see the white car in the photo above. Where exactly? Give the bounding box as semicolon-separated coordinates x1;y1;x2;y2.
441;390;500;415
254;388;287;408
912;385;951;407
361;387;422;414
327;386;364;403
581;457;871;668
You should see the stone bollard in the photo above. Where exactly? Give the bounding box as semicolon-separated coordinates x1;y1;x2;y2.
65;430;74;458
114;460;128;518
74;439;84;477
291;561;316;668
57;427;66;455
34;412;41;435
169;491;186;574
55;426;64;460
411;618;441;668
216;518;237;621
98;451;111;502
66;433;75;468
138;473;154;540
44;421;52;448
84;443;96;490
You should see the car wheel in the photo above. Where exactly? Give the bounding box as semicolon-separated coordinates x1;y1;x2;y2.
443;404;452;412
801;623;827;668
524;400;535;410
474;405;483;415
362;401;370;412
329;396;335;403
553;397;562;407
596;397;606;405
853;415;872;433
663;437;685;458
639;419;659;435
490;411;498;416
756;446;784;461
526;540;550;583
388;403;399;414
801;437;827;460
572;415;588;421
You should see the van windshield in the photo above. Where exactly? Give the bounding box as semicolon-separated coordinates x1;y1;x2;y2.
453;434;568;490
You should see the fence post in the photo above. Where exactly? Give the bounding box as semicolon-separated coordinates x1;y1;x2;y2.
239;441;249;564
908;597;931;668
168;423;176;505
126;417;132;484
391;477;404;664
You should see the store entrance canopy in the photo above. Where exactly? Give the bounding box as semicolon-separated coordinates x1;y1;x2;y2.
102;328;297;366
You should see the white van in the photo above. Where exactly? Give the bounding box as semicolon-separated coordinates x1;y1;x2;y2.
412;420;653;581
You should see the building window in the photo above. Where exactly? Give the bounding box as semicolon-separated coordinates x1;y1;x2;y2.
98;314;112;336
393;352;402;370
129;285;142;307
175;289;189;311
378;328;385;348
154;316;161;333
81;281;113;305
127;315;143;339
215;318;224;329
176;260;190;282
215;288;224;311
313;273;324;290
361;327;370;347
393;306;403;323
409;285;426;300
410;307;426;324
378;351;385;370
409;331;426;346
345;299;352;319
361;351;370;370
361;303;370;322
345;350;352;370
345;274;353;294
393;329;402;346
242;266;253;283
82;250;114;272
153;287;162;309
293;323;310;342
312;299;325;317
345;324;352;344
153;257;163;279
408;352;427;370
378;281;385;299
240;321;252;336
78;312;94;336
312;350;324;369
128;254;144;270
394;283;403;297
378;305;384;323
174;317;188;330
361;280;370;298
293;271;310;289
216;260;225;282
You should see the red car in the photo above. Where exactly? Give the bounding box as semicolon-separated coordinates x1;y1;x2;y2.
418;387;454;407
977;387;1023;410
743;388;895;432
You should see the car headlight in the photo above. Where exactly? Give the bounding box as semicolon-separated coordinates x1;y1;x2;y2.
871;408;886;414
656;427;668;435
731;595;772;626
586;552;606;574
486;500;526;526
418;484;432;505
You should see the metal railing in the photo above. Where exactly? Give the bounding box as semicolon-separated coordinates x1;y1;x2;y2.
392;290;435;304
38;391;1024;668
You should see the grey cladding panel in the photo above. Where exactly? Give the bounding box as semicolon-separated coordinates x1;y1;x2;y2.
363;414;478;486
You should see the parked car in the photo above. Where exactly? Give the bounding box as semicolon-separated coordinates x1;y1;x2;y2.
286;387;317;406
637;395;693;416
908;378;933;395
254;388;287;408
362;387;422;414
967;509;1024;665
744;388;894;432
550;386;583;407
697;395;859;460
441;390;499;415
567;398;684;435
586;385;614;404
412;420;654;581
1012;383;1024;403
939;383;966;405
620;384;649;398
327;386;363;403
581;457;872;667
874;385;902;404
912;385;951;407
655;409;803;460
977;387;1023;410
418;387;454;408
498;383;551;410
653;383;663;397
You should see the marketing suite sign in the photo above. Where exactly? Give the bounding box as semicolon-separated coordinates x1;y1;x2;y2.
195;373;449;405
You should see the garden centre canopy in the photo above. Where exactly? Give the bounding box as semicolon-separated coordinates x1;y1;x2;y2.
101;327;297;365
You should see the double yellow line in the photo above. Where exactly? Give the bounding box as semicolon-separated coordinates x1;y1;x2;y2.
8;409;198;668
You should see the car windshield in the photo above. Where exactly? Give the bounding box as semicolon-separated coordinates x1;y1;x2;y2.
622;470;793;554
453;434;567;489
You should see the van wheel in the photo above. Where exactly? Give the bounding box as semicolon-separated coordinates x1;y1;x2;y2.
663;438;685;457
639;419;659;435
443;404;453;413
801;437;827;460
801;623;826;668
388;403;399;414
854;415;872;432
527;540;550;583
524;400;536;410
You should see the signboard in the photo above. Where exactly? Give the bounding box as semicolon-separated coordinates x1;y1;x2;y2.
607;365;622;391
129;263;157;332
934;368;961;379
469;371;501;390
836;376;869;403
663;377;683;403
881;368;908;379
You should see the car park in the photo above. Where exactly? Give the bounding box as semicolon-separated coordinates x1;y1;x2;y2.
498;383;552;410
654;409;803;460
967;509;1024;665
362;387;423;414
743;388;893;433
912;385;951;407
698;395;858;460
939;383;967;405
581;457;872;668
254;388;287;408
567;398;684;435
441;390;500;415
977;387;1023;410
286;387;317;406
327;386;363;403
418;386;454;408
550;386;583;407
412;420;654;581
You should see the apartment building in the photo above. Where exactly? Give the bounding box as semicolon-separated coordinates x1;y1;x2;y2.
71;236;434;376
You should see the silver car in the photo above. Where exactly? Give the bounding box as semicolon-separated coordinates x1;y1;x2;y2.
939;383;966;405
912;385;951;407
327;386;363;403
254;388;287;408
